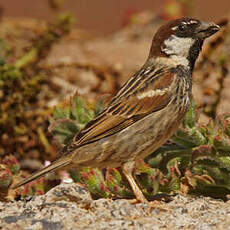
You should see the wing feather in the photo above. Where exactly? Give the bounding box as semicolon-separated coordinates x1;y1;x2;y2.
68;67;175;149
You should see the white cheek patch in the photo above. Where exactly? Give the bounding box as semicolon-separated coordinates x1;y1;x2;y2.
162;35;195;67
163;35;194;57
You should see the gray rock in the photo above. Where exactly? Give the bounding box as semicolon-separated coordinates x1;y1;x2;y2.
1;183;230;229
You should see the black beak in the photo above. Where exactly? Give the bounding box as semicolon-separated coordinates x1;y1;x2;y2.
197;21;220;39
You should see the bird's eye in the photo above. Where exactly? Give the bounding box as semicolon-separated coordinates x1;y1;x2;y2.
178;24;187;32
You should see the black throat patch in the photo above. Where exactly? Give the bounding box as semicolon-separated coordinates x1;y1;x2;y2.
188;39;203;70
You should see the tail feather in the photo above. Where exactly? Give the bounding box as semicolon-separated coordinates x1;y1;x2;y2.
12;156;72;189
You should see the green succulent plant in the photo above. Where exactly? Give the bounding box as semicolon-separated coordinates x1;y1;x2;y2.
0;13;75;159
49;96;230;199
0;13;75;200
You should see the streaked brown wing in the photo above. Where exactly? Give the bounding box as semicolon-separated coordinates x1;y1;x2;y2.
69;68;175;149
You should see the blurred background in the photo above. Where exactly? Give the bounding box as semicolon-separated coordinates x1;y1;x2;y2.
0;0;229;34
1;0;230;201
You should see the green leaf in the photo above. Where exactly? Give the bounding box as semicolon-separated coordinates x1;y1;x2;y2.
183;101;197;128
190;184;230;199
106;168;133;198
81;168;110;198
213;134;230;152
71;96;94;124
50;119;79;144
53;107;71;119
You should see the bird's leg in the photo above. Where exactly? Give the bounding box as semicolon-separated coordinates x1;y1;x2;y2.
122;161;148;203
122;161;170;212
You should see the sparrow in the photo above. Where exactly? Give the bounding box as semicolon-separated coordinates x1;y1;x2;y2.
13;18;220;203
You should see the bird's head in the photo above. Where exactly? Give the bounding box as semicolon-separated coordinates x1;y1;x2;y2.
149;18;220;70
